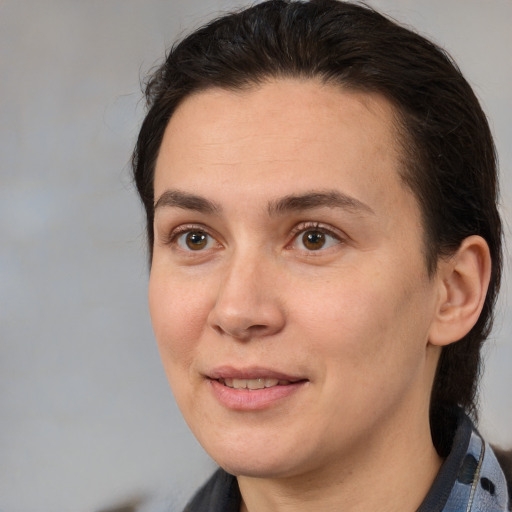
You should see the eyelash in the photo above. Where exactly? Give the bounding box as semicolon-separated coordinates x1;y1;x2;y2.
163;224;219;249
163;221;344;253
288;222;344;252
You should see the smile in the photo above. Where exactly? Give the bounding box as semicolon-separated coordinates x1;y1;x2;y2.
218;378;293;390
208;369;308;410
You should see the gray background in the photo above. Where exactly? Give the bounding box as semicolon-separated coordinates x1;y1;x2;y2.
1;1;510;511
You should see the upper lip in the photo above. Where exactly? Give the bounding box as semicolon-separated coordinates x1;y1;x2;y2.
207;366;307;382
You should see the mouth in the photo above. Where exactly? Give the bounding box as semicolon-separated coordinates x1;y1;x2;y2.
207;367;308;409
209;373;308;410
217;377;300;390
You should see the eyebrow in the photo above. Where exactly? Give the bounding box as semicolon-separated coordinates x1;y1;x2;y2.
154;189;374;216
154;190;221;214
267;191;375;216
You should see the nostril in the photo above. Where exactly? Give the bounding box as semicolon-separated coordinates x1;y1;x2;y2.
250;324;269;332
210;321;276;341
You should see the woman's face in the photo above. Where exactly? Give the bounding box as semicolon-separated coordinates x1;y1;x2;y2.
149;80;443;479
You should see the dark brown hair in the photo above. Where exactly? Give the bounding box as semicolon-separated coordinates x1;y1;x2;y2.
132;0;502;454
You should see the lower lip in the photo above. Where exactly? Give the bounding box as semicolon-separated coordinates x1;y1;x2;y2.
209;379;307;410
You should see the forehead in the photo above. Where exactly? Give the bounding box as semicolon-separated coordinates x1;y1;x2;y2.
154;79;411;218
160;79;401;160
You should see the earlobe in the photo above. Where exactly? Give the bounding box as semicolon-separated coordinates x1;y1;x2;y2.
429;235;491;347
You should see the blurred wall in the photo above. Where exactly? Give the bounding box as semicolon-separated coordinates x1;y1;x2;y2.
1;1;510;511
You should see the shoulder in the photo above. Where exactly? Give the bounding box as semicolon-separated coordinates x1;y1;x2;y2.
463;430;510;511
421;411;510;511
445;415;510;511
493;447;512;509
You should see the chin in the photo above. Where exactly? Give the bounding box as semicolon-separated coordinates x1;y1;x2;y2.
201;435;317;479
217;457;298;479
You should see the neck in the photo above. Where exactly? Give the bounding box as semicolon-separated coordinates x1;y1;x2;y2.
238;401;442;512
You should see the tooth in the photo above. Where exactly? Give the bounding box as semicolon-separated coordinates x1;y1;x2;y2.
232;378;248;389
221;377;293;390
247;378;266;390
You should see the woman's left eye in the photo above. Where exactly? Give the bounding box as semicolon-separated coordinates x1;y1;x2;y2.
176;230;217;251
292;228;341;251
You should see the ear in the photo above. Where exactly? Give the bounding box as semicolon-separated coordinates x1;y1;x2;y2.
428;235;491;347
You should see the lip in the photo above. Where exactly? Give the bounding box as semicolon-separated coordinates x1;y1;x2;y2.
208;365;305;382
206;366;308;411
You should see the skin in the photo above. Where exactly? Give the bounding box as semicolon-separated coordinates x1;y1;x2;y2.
148;79;489;511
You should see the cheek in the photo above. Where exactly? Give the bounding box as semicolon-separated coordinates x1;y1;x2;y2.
148;270;210;370
291;262;432;370
290;264;386;335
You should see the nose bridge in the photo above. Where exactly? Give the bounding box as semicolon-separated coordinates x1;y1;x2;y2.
208;245;285;340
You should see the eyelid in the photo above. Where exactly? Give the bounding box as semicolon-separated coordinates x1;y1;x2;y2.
158;220;347;252
287;221;347;250
161;223;222;248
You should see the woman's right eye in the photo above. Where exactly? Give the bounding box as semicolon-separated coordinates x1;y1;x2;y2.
175;230;217;251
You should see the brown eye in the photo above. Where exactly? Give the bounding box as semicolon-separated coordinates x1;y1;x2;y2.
184;231;209;250
302;230;326;250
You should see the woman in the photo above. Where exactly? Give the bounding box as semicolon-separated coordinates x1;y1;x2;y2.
132;1;509;510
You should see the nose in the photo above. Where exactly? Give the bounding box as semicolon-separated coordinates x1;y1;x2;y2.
207;252;286;341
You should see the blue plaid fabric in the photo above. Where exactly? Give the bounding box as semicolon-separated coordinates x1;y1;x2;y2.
441;429;509;511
